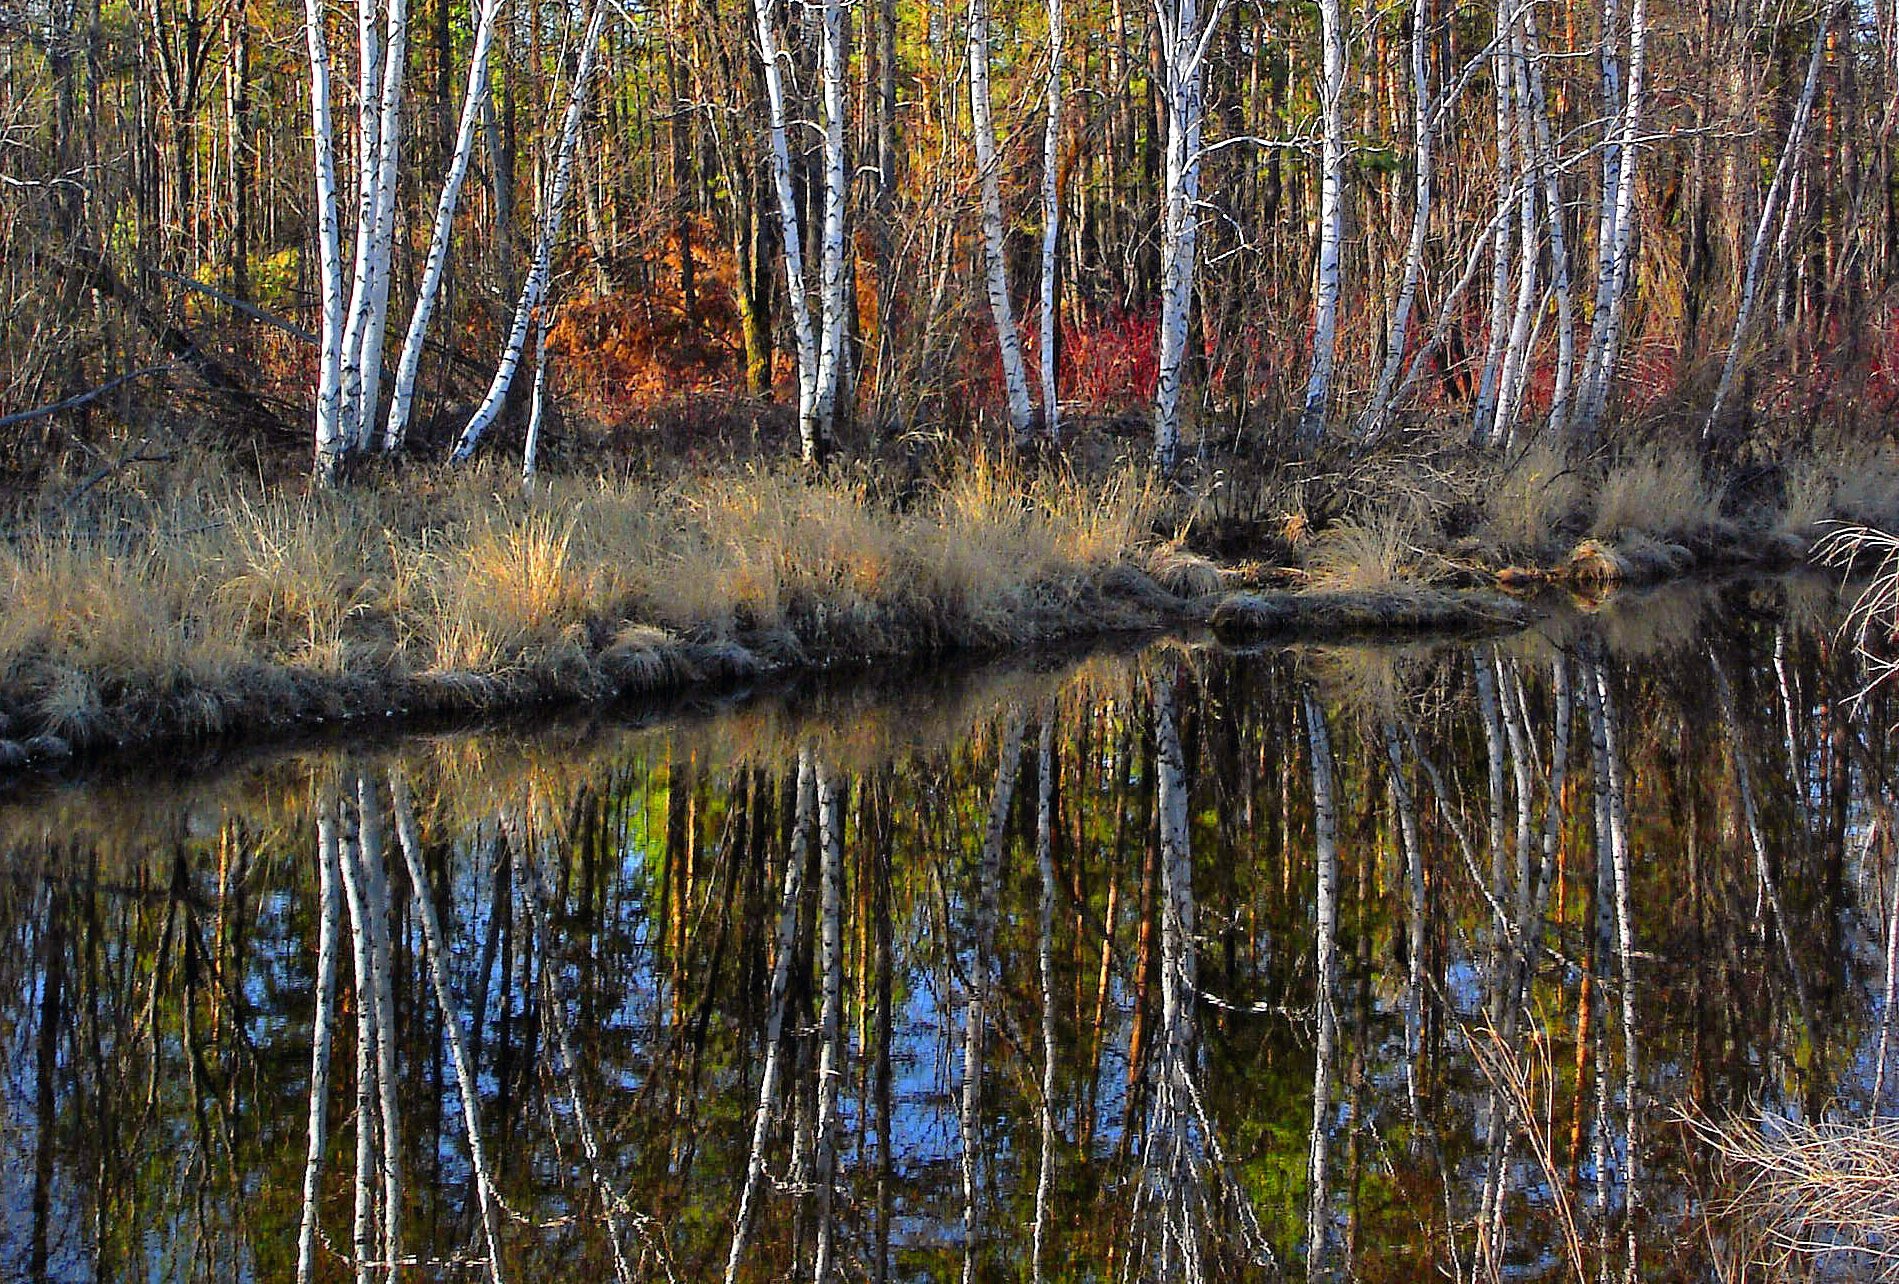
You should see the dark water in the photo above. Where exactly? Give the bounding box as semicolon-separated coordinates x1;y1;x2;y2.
1;576;1891;1282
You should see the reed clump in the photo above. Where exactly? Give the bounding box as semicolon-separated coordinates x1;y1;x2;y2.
1695;1112;1899;1281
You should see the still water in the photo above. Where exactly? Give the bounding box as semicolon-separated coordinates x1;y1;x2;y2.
0;576;1890;1281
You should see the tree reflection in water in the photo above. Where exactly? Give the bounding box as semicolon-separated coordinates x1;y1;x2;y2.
0;581;1892;1282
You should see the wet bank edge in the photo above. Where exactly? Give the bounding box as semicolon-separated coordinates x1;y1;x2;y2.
0;540;1818;782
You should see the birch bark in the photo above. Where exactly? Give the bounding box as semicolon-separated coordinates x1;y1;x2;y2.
1576;0;1649;436
812;762;845;1283
382;0;510;452
1302;686;1340;1269
451;0;609;462
812;0;851;449
388;773;508;1283
1297;0;1348;441
969;0;1037;439
297;787;343;1284
1151;0;1225;470
1037;0;1064;441
1364;0;1433;436
752;0;821;458
304;0;346;480
724;755;812;1283
1706;10;1831;436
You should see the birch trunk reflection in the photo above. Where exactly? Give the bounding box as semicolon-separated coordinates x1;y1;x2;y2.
962;710;1025;1284
726;754;813;1283
298;784;343;1284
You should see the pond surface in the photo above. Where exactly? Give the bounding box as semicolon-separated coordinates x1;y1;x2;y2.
0;576;1890;1282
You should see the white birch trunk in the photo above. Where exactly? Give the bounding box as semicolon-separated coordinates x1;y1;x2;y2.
1523;4;1577;433
1491;23;1541;449
1302;686;1340;1269
1577;0;1648;436
305;0;347;480
752;0;821;459
724;754;813;1284
1151;672;1204;1276
1364;0;1433;436
813;0;851;448
381;0;510;452
354;775;402;1283
521;313;550;489
1706;11;1830;436
387;773;508;1284
1151;0;1209;470
336;802;379;1282
812;762;845;1284
298;786;344;1284
1472;1;1519;446
1381;724;1427;1126
352;0;409;448
961;710;1025;1284
1297;0;1348;442
1577;0;1624;422
1032;715;1057;1282
969;0;1037;440
450;0;608;462
1037;0;1064;441
337;0;386;451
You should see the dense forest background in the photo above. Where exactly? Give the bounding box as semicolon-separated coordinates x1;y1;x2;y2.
1;0;1895;481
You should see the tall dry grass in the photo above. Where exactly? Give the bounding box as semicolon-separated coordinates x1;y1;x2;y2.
0;454;1167;749
1692;1111;1899;1281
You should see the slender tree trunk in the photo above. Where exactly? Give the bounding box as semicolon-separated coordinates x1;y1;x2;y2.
1298;0;1348;441
382;0;510;452
1365;0;1434;435
1707;7;1833;436
451;0;608;462
725;755;812;1283
388;773;508;1283
1151;0;1214;470
812;0;851;449
962;710;1026;1284
298;787;344;1284
970;0;1037;439
1038;0;1065;441
305;0;347;480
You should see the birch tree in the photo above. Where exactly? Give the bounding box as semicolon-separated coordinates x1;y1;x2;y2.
749;0;819;457
1706;8;1832;436
380;0;511;452
1363;0;1434;436
1302;686;1340;1269
305;0;346;480
1151;0;1221;469
1575;0;1650;436
1037;0;1064;441
388;773;508;1283
297;786;343;1284
812;762;846;1283
450;0;610;462
970;0;1037;440
1297;0;1348;441
811;0;852;447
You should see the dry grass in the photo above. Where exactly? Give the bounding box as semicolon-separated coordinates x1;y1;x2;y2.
1692;1111;1899;1281
1589;444;1725;542
0;454;1168;751
1484;438;1585;555
1303;512;1425;593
